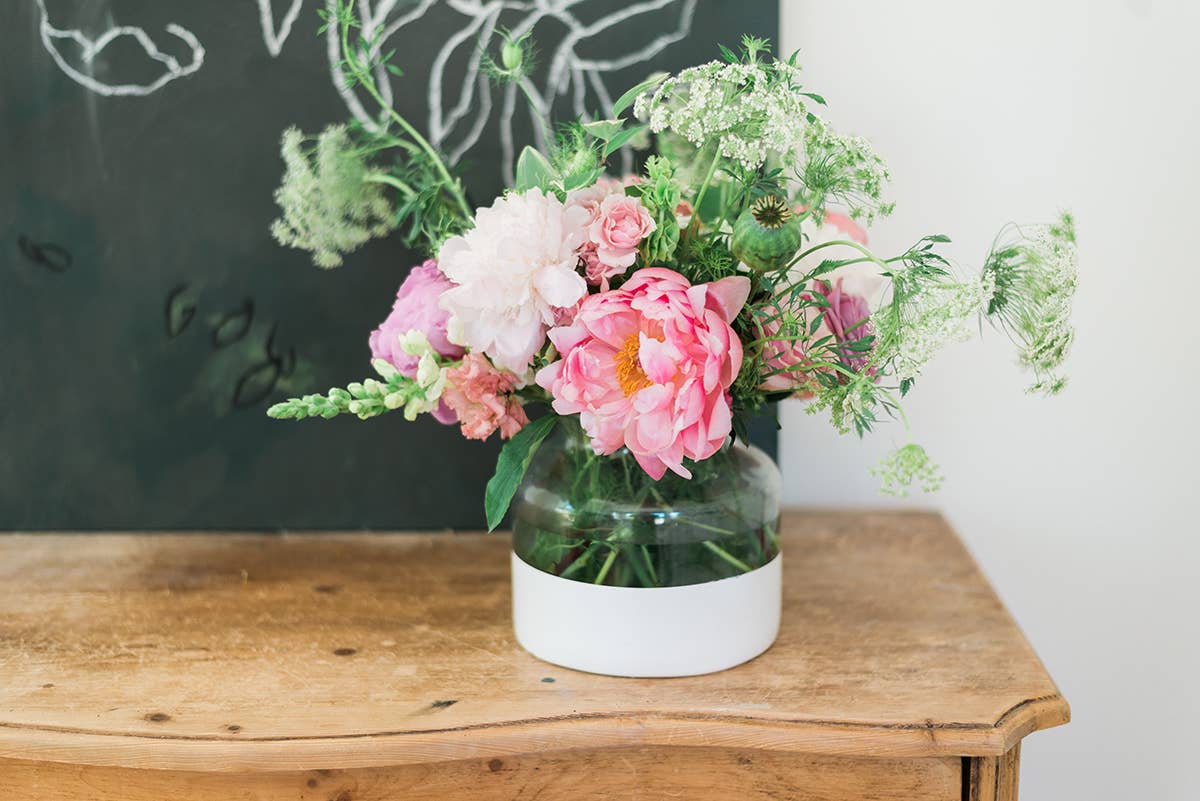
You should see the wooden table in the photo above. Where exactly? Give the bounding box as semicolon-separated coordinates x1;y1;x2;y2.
0;511;1067;800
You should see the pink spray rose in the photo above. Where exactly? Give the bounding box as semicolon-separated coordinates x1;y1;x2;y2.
369;260;464;424
586;194;656;287
442;353;529;441
565;181;622;286
536;267;750;480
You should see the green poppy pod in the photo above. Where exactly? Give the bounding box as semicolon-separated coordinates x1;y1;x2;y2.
731;195;803;273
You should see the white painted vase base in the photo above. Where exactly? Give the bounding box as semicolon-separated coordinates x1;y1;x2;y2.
511;552;782;678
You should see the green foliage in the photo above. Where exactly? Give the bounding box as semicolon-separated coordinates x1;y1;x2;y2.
511;419;778;587
484;415;559;531
612;73;668;118
320;0;472;229
628;156;683;262
514;146;558;193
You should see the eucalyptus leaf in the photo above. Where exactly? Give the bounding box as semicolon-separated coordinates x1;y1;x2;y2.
484;415;559;532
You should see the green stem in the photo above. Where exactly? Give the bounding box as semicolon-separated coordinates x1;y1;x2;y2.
560;542;602;579
593;547;619;585
702;540;753;573
364;172;416;196
640;545;658;586
686;148;722;237
673;517;739;537
787;239;890;272
340;18;472;220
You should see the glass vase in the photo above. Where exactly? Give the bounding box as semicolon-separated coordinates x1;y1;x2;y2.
509;418;782;677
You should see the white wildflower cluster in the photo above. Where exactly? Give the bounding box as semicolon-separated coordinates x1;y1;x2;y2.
872;443;944;497
270;125;396;269
880;274;994;382
983;213;1078;395
635;60;810;171
801;120;893;223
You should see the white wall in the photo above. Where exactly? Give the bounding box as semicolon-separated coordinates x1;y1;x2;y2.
779;1;1200;798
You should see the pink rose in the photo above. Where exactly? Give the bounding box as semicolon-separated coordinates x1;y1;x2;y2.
586;194;656;284
536;267;750;480
442;353;529;441
369;260;464;424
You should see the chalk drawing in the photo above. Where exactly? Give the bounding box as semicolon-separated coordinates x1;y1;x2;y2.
33;0;696;180
326;0;698;182
34;0;205;96
258;0;305;57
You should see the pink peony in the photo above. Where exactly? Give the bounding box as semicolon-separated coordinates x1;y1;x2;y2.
369;260;464;424
442;353;529;441
536;267;750;480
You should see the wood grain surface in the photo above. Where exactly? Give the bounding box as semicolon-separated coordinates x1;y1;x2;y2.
0;749;964;801
0;511;1067;773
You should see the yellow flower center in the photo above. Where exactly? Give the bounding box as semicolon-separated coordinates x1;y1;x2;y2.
615;333;651;397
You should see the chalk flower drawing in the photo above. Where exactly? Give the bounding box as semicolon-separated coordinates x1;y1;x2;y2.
325;0;699;182
259;0;306;57
34;0;206;97
34;0;696;180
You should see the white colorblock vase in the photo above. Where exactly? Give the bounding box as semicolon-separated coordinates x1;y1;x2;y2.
509;419;783;677
511;551;782;677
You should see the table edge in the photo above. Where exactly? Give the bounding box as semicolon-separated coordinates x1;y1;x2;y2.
0;692;1069;770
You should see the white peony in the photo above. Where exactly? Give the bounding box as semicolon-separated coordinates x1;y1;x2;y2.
438;188;590;374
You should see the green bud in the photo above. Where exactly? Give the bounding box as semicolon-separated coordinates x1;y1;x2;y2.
501;37;524;72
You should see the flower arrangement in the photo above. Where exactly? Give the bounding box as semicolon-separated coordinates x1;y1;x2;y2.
267;4;1078;542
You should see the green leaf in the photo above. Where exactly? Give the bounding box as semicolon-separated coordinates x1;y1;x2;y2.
800;92;827;106
563;165;602;192
900;378;915;397
601;123;649;158
581;118;625;141
611;73;667;117
484;415;559;532
514;146;557;192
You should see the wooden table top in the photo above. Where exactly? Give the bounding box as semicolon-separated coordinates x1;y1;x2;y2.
0;511;1067;772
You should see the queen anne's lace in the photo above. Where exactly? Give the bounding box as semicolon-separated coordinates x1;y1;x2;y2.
270;125;396;268
635;60;810;170
983;213;1078;395
878;275;995;383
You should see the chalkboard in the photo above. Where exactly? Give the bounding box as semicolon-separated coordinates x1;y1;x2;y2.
1;0;778;530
